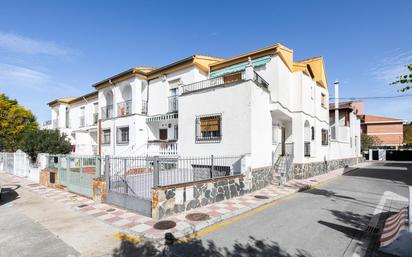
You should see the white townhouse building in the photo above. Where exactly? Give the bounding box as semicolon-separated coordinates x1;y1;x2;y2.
44;43;362;178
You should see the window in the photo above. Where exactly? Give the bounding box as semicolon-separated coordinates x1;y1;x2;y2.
196;115;221;142
223;72;242;84
80;106;85;127
321;129;328;145
311;127;315;140
102;129;110;144
65;107;70;128
93;103;98;125
117;127;129;144
174;125;178;140
321;93;326;108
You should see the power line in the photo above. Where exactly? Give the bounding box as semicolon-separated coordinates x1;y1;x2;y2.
329;93;412;100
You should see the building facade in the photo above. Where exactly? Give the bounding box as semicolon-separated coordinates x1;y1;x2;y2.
44;43;362;175
361;114;404;147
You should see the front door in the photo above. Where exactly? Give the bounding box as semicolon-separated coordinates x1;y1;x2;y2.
281;127;286;156
159;129;168;140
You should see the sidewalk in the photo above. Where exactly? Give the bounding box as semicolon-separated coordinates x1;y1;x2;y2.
1;162;370;244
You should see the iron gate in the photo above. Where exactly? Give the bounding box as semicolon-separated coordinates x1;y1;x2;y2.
58;155;100;198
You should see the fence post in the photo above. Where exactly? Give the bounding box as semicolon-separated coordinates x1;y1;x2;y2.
105;155;110;189
153;156;159;187
210;154;214;179
124;159;128;194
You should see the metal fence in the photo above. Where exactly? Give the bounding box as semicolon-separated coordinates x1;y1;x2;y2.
182;71;246;94
105;155;244;200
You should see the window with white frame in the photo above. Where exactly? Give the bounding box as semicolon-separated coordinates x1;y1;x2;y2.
321;129;328;145
102;129;110;144
321;93;326;108
117;127;129;144
196;114;221;142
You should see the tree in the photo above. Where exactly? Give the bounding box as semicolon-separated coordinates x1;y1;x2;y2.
19;129;72;162
404;122;412;145
0;93;38;151
361;134;382;151
390;64;412;92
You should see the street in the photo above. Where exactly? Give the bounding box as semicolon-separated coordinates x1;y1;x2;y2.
166;162;411;257
0;161;410;257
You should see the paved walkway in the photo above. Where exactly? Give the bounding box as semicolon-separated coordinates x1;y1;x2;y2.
1;163;368;243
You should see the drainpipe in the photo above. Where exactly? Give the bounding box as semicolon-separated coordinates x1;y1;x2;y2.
334;80;339;141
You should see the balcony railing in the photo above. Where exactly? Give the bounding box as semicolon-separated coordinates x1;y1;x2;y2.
141;100;148;115
304;141;311;157
42;120;52;127
168;96;178;112
253;71;269;89
118;100;132;117
101;105;113;120
147;141;178;155
79;116;85;127
182;71;246;94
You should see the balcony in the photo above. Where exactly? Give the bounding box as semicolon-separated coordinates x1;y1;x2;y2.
182;71;246;94
168;96;178;113
101;105;113;120
42;120;52;128
147;140;178;155
118;100;132;117
141;100;148;115
304;141;310;157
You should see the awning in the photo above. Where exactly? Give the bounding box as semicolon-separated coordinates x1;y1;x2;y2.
210;55;271;78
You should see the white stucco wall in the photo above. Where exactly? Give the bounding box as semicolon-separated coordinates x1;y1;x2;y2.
178;81;253;158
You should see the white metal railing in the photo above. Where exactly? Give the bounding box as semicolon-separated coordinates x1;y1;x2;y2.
147;141;178;155
101;105;113;119
182;71;246;94
118;100;132;117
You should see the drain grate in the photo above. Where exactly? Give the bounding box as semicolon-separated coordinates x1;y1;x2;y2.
153;220;176;230
365;226;379;234
77;204;88;208
186;212;210;221
254;195;269;199
106;208;116;212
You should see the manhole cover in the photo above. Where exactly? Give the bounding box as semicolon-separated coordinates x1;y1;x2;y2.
106;208;116;212
254;195;269;199
153;220;176;230
77;204;88;208
186;212;210;221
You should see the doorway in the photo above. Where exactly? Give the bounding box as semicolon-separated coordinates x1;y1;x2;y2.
159;129;168;140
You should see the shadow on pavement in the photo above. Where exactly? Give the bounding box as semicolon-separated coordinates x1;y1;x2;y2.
0;184;20;206
318;220;363;240
304;188;356;200
111;237;314;257
344;162;412;186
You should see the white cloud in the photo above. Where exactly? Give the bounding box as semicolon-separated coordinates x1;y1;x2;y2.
368;49;412;83
0;32;77;57
0;63;50;89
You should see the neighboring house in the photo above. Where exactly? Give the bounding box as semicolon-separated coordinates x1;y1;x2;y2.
45;92;99;155
44;43;362;175
360;114;404;147
329;100;362;160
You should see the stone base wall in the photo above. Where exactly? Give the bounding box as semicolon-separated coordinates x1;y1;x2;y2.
92;177;107;203
151;166;275;220
290;157;364;180
250;166;273;191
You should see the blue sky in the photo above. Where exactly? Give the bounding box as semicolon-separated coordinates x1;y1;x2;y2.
0;0;411;122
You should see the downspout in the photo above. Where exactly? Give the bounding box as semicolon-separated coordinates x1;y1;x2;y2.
334;80;339;141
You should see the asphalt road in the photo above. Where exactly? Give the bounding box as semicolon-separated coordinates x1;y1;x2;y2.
165;161;412;257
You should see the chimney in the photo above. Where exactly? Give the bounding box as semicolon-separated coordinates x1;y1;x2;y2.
334;80;339;140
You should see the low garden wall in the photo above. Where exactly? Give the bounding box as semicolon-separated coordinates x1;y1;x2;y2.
39;168;60;188
290;157;364;180
151;166;275;220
